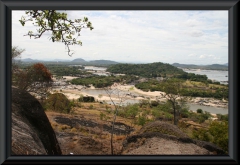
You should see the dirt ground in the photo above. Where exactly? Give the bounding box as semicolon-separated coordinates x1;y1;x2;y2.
45;102;139;155
45;102;225;155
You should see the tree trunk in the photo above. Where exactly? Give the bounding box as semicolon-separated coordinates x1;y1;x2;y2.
173;107;177;125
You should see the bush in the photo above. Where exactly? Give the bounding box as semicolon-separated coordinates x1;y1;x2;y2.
192;121;228;153
89;104;94;109
139;99;150;108
216;114;228;121
44;93;72;113
197;109;203;113
179;108;190;118
79;96;95;102
150;100;159;107
136;115;147;126
208;121;228;152
189;111;212;123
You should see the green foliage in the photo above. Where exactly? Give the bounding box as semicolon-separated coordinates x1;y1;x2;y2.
192;128;211;142
107;62;185;78
78;96;95;102
136;115;147;126
99;112;110;121
179;107;190;118
189;111;212;123
20;10;93;56
118;104;139;119
216;114;228;121
12;63;53;96
89;104;94;109
139;99;151;108
150;100;160;107
208;121;228;152
136;78;228;99
175;72;208;82
44;93;72;113
71;75;138;88
151;108;162;119
197;109;203;113
156;101;172;112
192;121;228;152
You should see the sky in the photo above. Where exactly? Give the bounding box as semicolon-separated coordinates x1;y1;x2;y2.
12;10;228;65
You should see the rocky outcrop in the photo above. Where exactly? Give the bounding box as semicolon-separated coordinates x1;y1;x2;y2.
122;121;225;155
12;87;62;155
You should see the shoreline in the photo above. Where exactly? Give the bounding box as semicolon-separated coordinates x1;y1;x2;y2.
51;83;228;109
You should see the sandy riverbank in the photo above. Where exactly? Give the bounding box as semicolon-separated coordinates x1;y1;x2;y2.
51;82;228;109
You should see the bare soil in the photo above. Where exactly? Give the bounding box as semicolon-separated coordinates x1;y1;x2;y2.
45;103;137;155
45;102;225;155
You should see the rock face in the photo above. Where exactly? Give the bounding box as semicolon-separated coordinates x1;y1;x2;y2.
11;87;62;155
122;121;226;155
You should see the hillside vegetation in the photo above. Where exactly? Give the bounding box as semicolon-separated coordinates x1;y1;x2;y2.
106;62;185;78
135;79;228;99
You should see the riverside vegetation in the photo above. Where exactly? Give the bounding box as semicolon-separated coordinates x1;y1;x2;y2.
15;59;229;154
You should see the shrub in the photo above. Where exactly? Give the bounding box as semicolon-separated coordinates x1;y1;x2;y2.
136;115;147;126
150;100;159;107
179;108;190;118
197;109;203;113
216;114;228;121
44;93;72;113
151;108;161;119
189;111;212;123
209;121;228;152
89;104;94;109
192;121;228;153
139;99;150;108
79;96;95;102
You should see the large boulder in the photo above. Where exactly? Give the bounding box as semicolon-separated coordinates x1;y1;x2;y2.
122;121;226;155
11;87;62;155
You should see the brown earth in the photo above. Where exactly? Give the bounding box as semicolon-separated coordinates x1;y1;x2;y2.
45;107;135;155
46;105;226;155
11;89;226;155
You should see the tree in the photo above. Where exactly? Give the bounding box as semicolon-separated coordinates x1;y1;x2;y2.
44;93;72;113
20;10;93;56
12;46;25;73
161;78;186;125
104;85;128;155
13;63;53;99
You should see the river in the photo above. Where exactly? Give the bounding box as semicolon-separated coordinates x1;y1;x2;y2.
182;68;228;84
81;88;228;115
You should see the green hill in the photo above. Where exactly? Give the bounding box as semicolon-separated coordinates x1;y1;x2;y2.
107;62;185;78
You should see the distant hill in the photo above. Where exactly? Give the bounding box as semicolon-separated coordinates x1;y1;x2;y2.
70;59;119;65
89;60;119;65
172;63;228;71
71;58;87;63
21;58;42;63
107;62;185;78
19;58;119;66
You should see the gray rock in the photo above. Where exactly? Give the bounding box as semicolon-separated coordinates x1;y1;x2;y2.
11;87;62;155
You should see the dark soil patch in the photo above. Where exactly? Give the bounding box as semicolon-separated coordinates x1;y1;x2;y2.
54;116;134;135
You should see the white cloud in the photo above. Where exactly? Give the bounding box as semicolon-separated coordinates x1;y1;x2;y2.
12;10;228;64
